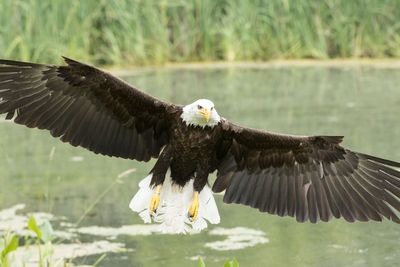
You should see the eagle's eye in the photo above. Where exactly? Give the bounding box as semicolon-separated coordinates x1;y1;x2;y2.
197;105;203;109
210;107;214;110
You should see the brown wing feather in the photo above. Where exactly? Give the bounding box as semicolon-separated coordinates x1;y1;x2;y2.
0;57;180;161
214;120;400;223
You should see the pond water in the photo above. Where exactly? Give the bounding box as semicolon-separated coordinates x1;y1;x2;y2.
0;65;399;267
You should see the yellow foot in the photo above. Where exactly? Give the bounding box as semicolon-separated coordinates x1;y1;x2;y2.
149;185;161;215
188;191;200;221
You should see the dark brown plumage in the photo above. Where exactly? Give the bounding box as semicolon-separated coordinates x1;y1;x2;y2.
214;125;400;223
0;57;176;161
1;57;399;224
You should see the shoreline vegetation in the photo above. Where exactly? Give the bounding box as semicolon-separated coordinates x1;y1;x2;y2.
1;0;399;67
108;59;400;76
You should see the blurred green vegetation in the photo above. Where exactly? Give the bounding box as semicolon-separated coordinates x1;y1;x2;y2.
0;0;399;65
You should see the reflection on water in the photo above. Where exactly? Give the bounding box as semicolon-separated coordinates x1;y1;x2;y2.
0;65;399;267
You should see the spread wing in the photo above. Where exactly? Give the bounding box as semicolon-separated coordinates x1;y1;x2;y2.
0;57;180;161
214;120;400;223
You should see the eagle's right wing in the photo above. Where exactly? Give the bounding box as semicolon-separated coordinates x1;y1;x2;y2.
0;57;180;161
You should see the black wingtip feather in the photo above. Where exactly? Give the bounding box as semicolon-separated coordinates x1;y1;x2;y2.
0;58;42;67
360;153;400;168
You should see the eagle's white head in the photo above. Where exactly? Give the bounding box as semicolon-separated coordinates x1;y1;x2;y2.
181;99;221;128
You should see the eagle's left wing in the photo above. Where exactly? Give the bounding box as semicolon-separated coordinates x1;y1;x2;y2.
214;120;400;223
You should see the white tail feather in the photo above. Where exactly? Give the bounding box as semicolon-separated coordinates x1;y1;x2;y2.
129;171;220;234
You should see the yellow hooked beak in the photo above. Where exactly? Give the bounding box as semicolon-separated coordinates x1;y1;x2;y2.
198;108;211;122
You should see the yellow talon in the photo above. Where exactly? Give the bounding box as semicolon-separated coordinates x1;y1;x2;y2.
149;185;161;214
188;191;200;221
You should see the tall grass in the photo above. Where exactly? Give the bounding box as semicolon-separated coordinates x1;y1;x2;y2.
0;0;399;66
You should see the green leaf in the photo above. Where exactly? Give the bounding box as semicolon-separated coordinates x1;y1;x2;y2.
0;238;5;253
1;234;18;257
28;216;42;239
39;220;54;243
198;257;206;267
224;259;239;267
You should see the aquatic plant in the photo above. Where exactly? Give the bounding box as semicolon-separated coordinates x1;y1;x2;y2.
0;216;107;266
27;215;56;266
0;232;19;267
0;0;398;66
198;257;240;267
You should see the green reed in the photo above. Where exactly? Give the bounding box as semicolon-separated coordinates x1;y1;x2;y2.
0;0;399;66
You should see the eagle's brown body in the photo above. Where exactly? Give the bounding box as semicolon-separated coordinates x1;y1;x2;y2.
151;115;224;190
1;57;400;225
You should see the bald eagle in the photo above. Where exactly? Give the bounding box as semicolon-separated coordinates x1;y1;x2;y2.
0;58;399;233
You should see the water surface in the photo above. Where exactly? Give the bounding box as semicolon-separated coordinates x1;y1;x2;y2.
0;65;399;266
